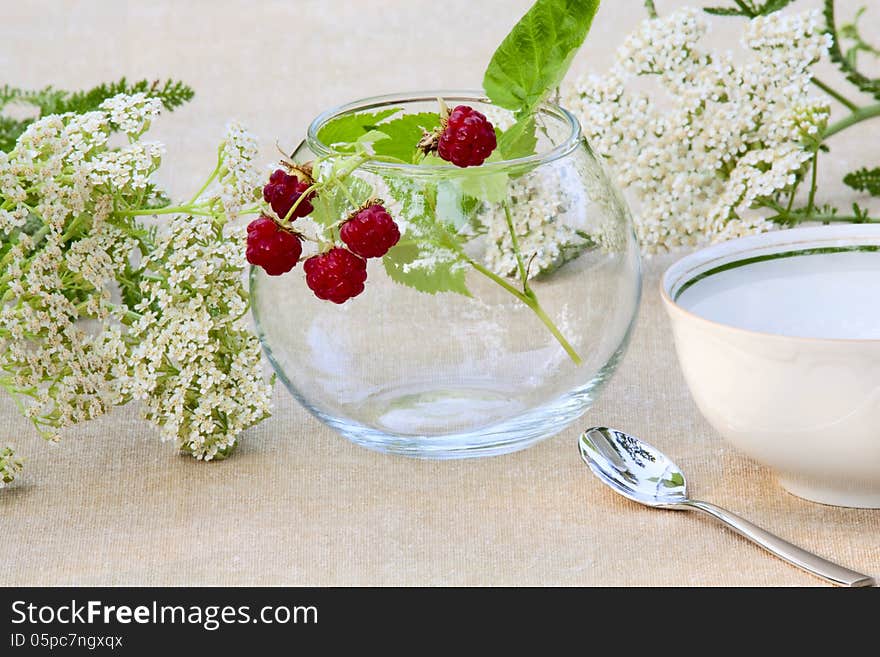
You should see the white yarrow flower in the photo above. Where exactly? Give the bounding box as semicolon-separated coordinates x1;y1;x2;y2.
218;121;262;218
565;8;831;252
0;93;272;465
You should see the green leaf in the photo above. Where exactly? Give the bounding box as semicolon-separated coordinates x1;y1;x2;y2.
839;6;880;70
457;152;509;204
309;169;374;230
498;116;538;159
843;166;880;196
436;181;470;230
370;112;441;162
382;176;473;296
357;130;391;146
459;174;508;205
703;7;748;16
762;0;795;14
0;78;195;152
316;109;401;148
435;181;489;230
58;78;195;113
0;115;31;153
825;0;880;102
382;240;470;296
482;0;601;118
703;0;794;17
315;110;439;161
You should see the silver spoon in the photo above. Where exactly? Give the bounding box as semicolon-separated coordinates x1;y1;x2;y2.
578;427;875;587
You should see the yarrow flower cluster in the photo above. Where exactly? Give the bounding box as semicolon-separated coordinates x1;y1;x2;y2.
0;93;272;479
0;446;23;487
565;8;831;252
128;216;272;460
217;120;262;218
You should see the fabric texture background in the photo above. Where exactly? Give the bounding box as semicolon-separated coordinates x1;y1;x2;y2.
1;0;877;586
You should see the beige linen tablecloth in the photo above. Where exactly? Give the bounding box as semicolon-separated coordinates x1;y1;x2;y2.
2;0;878;586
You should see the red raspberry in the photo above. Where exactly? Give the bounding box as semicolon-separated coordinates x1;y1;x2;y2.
263;169;315;221
438;105;497;168
246;215;302;276
340;203;401;259
303;247;367;304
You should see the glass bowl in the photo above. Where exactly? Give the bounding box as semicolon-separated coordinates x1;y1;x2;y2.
251;91;641;458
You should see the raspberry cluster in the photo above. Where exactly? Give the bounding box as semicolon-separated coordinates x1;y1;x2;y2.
248;102;495;302
246;167;400;304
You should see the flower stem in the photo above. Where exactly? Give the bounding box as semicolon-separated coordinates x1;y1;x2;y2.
806;151;819;215
811;77;859;112
187;158;223;205
824;102;880;139
465;257;583;365
117;204;212;217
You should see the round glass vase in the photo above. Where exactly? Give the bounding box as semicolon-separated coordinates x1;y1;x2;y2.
251;91;641;458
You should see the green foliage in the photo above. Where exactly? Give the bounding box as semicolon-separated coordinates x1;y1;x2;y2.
0;116;31;154
824;0;880;102
839;7;880;69
309;168;373;230
315;109;440;162
703;0;794;17
315;109;401;149
850;202;874;222
55;78;193;114
843;166;880;196
0;77;194;151
498;116;538;160
703;6;748;16
382;177;472;296
456;156;509;204
436;181;478;230
370;112;440;162
382;240;471;296
482;0;601;119
0;84;66;110
142;184;172;210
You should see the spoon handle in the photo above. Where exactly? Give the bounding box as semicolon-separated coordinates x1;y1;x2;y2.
681;500;875;587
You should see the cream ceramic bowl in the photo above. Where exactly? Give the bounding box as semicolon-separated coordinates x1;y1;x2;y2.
661;225;880;508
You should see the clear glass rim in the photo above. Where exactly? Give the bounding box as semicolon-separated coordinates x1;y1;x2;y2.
305;89;583;175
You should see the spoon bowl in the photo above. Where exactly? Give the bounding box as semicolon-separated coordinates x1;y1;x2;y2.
578;427;687;506
578;427;874;587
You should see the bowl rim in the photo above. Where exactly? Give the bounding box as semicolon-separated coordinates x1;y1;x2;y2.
305;89;583;175
660;224;880;344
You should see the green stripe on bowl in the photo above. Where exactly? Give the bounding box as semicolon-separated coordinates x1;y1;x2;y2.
673;245;880;302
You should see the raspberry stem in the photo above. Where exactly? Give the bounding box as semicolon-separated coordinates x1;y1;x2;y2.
336;179;359;207
464;256;583;365
502;201;530;294
281;182;319;222
281;152;372;223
